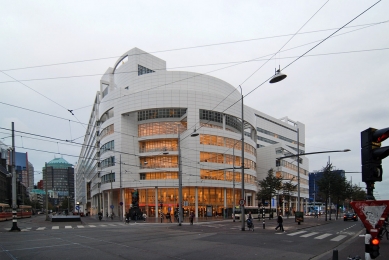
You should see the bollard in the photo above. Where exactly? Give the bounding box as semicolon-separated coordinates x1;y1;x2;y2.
263;218;265;229
332;249;338;260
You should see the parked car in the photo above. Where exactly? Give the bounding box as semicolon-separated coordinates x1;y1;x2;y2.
344;212;358;221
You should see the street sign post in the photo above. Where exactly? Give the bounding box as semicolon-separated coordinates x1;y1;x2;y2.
110;205;114;209
239;199;245;206
351;200;389;238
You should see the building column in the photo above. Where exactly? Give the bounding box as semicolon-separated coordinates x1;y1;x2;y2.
103;191;106;216
223;188;227;218
195;187;198;218
155;187;158;219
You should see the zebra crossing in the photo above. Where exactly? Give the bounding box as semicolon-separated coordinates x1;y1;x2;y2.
281;230;350;242
3;222;136;232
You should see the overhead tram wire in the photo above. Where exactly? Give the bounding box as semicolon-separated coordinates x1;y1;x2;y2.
240;0;383;106
239;0;329;86
0;127;224;172
2;7;384;168
10;144;217;174
1;20;386;72
71;21;388;112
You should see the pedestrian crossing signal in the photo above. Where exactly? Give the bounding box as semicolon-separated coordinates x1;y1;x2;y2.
370;237;380;259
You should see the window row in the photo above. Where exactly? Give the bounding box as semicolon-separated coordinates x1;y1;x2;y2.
101;140;114;155
138;122;187;137
141;156;178;169
138;65;155;76
139;139;178;153
200;169;257;185
225;115;241;132
102;84;109;98
101;156;115;169
199;134;256;156
101;172;115;184
257;135;278;145
140;172;178;180
138;108;187;121
200;109;223;123
100;108;114;125
278;160;308;176
199;152;256;170
257;127;305;148
200;123;222;130
100;124;114;140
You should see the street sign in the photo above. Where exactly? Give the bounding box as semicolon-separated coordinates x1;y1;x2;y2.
110;205;114;209
119;202;123;206
239;199;245;206
75;205;80;211
351;200;389;236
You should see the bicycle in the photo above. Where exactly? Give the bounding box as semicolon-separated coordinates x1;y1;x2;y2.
378;221;389;240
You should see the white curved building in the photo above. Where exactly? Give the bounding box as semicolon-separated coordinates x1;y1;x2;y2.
75;48;309;219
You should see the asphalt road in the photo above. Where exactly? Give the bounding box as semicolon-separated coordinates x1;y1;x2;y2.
0;215;387;260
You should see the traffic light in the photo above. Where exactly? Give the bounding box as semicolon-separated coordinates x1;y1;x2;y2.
370;237;380;259
361;127;389;182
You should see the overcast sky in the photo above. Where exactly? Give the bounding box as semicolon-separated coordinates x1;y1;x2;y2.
1;1;388;199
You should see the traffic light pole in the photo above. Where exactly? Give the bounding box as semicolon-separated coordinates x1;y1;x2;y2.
10;122;20;232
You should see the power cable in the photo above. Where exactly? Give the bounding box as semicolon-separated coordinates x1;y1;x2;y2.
1;20;386;72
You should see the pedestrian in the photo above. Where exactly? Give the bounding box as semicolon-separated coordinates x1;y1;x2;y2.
275;214;284;232
142;212;147;222
160;212;164;223
135;212;138;222
125;211;131;224
189;211;195;225
166;212;172;223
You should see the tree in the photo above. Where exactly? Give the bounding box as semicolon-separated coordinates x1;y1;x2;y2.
256;168;282;219
282;179;297;218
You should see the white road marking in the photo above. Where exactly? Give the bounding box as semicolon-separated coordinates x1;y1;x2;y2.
315;233;332;239
65;226;72;229
301;232;319;237
331;235;346;241
52;226;59;229
89;225;96;227
36;227;46;230
287;231;307;236
77;225;84;228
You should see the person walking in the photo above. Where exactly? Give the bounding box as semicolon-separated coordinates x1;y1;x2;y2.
189;211;195;225
142;212;147;222
160;212;164;223
275;214;284;232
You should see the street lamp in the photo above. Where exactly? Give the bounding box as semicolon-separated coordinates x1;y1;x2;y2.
276;148;350;222
232;140;240;222
165;124;198;226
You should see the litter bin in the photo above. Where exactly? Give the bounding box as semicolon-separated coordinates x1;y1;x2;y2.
295;211;304;224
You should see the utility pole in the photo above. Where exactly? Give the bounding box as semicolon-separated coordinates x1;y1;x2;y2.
10;122;20;231
45;162;49;221
120;154;122;221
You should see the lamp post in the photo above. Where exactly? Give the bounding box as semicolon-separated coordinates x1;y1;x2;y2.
232;140;240;222
238;85;246;231
165;124;198;226
276;148;350;223
10;122;20;231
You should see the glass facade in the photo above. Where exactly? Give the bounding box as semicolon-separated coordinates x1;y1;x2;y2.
138;122;187;137
141;156;178;169
123;187;242;218
138;108;187;121
200;152;256;170
140;172;178;180
100;108;114;124
200;134;256;156
100;124;114;140
139;139;177;153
